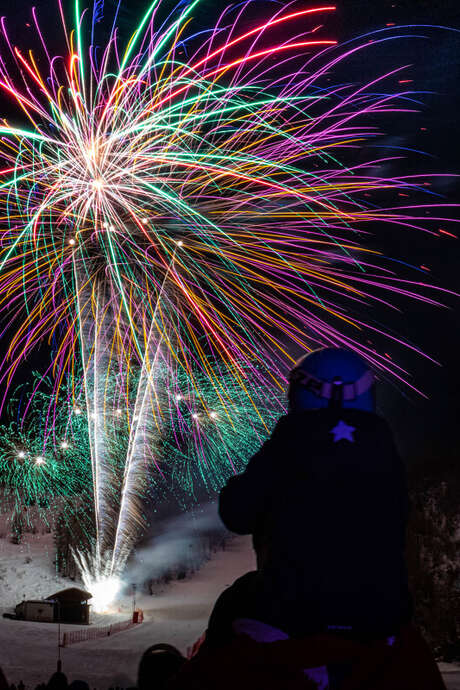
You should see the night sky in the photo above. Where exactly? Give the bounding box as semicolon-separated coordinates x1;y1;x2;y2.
337;0;460;467
0;0;458;470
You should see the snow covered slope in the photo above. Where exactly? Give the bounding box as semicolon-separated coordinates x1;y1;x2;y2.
0;534;255;687
0;533;70;607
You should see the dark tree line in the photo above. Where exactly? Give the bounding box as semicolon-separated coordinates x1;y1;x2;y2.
406;457;460;661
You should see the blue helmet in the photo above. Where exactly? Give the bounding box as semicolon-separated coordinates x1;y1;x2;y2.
288;347;375;412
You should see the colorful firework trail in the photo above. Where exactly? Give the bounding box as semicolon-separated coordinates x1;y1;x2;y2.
72;359;281;607
0;0;456;583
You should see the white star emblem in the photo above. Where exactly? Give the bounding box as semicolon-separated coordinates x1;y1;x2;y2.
330;420;356;443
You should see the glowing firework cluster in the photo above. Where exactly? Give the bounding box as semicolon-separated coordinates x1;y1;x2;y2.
0;0;456;588
0;375;91;519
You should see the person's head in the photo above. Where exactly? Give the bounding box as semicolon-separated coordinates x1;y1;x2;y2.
68;682;89;690
46;672;68;690
288;347;375;413
137;644;185;690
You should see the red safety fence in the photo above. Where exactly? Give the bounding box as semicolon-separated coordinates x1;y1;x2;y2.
61;617;140;647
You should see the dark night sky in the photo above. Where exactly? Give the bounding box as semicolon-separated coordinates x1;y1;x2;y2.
0;0;458;468
336;0;460;466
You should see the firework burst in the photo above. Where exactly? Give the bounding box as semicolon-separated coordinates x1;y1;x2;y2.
0;1;456;585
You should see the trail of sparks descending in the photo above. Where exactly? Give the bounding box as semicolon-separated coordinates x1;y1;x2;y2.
0;1;456;583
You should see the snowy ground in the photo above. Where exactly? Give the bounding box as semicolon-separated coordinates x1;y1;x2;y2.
0;533;71;606
0;533;459;689
0;533;256;687
441;665;460;690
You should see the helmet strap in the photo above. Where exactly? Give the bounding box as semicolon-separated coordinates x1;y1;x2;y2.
289;368;373;406
328;378;344;410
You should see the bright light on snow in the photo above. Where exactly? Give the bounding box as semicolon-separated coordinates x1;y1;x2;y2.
89;576;122;613
73;549;125;613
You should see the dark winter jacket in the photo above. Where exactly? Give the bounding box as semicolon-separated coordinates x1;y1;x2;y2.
219;409;412;635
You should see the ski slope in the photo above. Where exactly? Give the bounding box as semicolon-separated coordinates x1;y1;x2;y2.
0;535;255;687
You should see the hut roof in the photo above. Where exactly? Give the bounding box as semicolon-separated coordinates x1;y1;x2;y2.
46;587;92;603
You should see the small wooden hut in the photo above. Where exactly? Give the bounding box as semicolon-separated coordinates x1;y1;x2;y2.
46;587;92;624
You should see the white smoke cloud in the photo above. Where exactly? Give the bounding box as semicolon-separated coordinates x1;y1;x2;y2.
124;503;227;585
